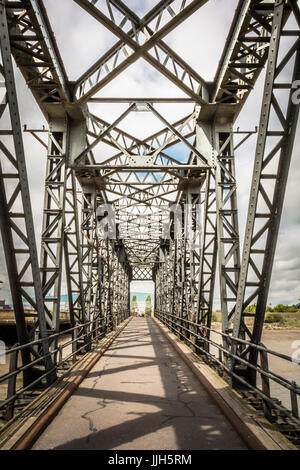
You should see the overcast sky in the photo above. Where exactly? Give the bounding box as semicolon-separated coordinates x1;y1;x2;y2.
0;0;299;307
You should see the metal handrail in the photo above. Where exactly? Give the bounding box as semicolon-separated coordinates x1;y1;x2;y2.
0;311;129;419
155;310;300;427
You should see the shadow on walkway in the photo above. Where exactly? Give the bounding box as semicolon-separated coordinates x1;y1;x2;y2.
32;318;247;450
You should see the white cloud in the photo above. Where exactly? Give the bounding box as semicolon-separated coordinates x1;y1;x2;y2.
130;281;154;294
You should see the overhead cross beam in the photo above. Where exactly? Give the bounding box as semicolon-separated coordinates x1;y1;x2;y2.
6;0;72;119
73;0;209;104
75;105;206;169
211;0;291;110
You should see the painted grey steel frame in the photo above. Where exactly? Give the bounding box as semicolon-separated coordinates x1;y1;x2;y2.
0;1;54;384
40;119;68;339
0;0;299;407
233;0;300;384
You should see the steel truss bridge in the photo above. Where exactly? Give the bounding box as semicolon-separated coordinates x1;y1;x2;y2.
0;0;300;449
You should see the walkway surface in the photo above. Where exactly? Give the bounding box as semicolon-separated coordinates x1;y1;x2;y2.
32;317;247;450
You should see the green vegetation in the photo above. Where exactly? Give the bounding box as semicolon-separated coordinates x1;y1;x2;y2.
245;303;299;314
211;303;300;327
264;313;284;324
211;312;220;322
282;317;300;327
144;295;152;316
131;295;138;314
272;304;298;313
264;313;300;327
245;304;256;313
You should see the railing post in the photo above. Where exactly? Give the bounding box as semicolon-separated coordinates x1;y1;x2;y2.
58;345;63;365
259;346;273;421
72;326;78;364
290;381;299;420
95;319;99;341
5;348;18;421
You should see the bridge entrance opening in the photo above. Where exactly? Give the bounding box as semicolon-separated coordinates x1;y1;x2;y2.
130;281;154;317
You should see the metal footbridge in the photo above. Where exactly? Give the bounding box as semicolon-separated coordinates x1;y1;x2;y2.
0;0;300;451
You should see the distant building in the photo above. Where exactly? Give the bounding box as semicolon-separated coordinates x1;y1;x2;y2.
0;300;11;310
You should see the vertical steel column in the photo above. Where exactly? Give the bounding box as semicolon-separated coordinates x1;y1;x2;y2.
40;120;68;344
166;242;173;318
103;239;111;328
91;232;101;334
197;170;218;336
183;187;202;345
194;120;217;341
155;245;167;317
233;0;300;384
173;237;183;323
111;242;119;326
63;171;86;327
95;230;114;331
215;130;241;334
167;239;175;329
81;189;98;346
0;3;53;383
107;240;114;330
176;233;185;338
97;237;106;324
116;245;129;320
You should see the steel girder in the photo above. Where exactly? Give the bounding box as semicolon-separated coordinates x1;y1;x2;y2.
155;123;240;350
5;0;70;118
0;0;299;386
212;0;291;109
0;2;54;383
232;0;300;384
80;190;130;333
73;0;209;105
196;169;217;338
63;170;86;328
155;179;204;343
5;0;292;118
215;131;241;334
40;119;68;338
80;190;97;333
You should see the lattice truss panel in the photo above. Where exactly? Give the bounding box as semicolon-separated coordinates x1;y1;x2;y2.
0;1;54;382
73;0;209;104
0;0;299;384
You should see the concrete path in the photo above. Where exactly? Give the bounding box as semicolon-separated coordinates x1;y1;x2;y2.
32;318;247;450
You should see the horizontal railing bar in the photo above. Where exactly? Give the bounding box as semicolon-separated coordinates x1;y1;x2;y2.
155;310;300;366
0;313;129;414
160;314;300;395
1;318;107;356
155;310;300;426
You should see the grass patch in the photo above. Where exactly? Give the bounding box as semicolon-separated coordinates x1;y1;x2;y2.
281;317;300;327
211;313;218;322
211;310;300;327
212;312;221;322
264;312;300;327
265;313;284;324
